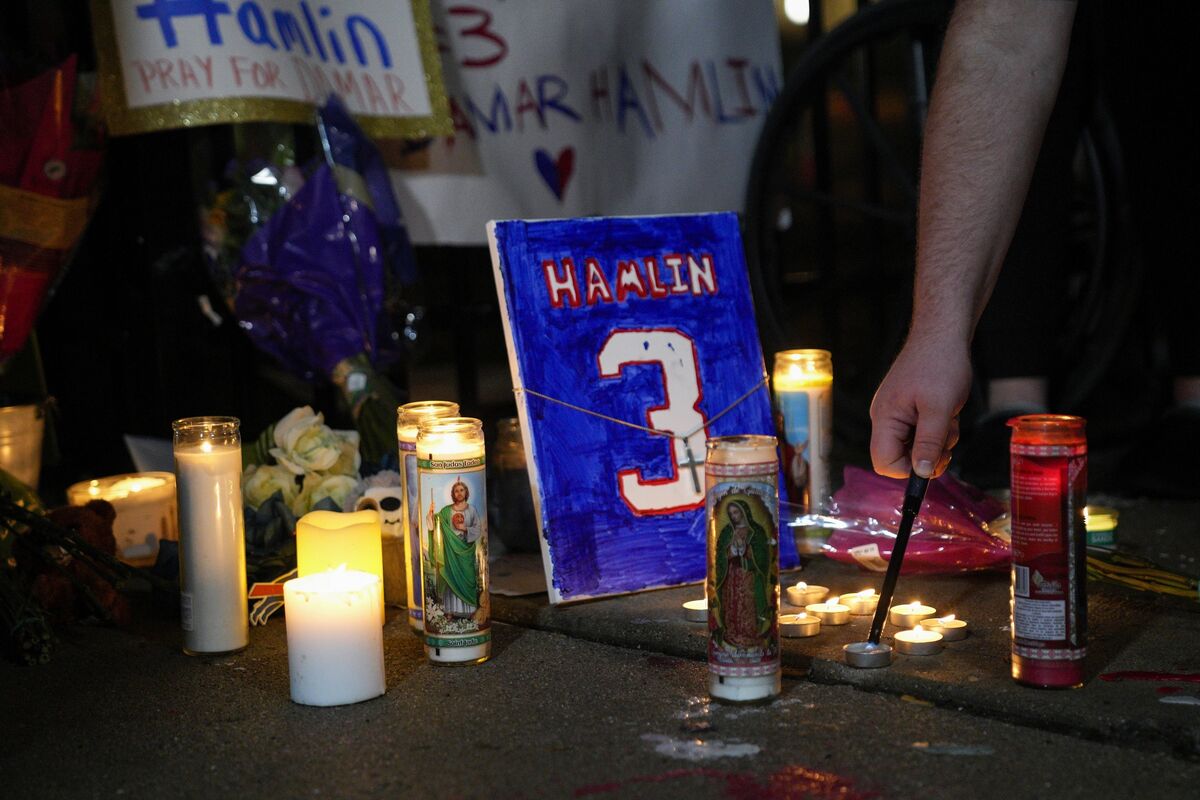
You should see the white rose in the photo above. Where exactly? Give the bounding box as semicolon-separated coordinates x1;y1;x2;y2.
270;406;342;475
292;473;360;516
326;429;362;477
242;464;300;509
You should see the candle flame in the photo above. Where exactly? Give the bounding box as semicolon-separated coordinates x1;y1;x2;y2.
940;614;956;623
200;441;213;453
797;613;807;620
859;589;875;598
795;581;807;590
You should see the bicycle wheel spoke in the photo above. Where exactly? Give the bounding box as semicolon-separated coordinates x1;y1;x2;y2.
832;72;918;205
780;186;912;226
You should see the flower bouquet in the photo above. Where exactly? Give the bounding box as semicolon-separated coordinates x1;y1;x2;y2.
200;98;418;471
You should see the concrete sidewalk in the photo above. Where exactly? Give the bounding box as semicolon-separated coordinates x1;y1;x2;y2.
2;495;1198;798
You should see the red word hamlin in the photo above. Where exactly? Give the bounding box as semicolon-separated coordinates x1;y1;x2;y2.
542;253;719;308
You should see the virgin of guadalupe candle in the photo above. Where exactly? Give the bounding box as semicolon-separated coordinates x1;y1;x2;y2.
397;401;460;635
417;417;490;665
172;417;248;656
705;435;781;703
773;350;833;554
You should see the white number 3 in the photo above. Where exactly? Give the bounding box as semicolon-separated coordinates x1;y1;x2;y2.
598;329;708;516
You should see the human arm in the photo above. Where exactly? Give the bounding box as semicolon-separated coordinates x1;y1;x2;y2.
870;0;1077;479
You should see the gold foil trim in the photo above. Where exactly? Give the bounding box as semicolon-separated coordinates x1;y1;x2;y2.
90;0;451;138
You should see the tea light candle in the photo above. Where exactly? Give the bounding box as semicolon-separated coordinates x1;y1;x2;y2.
889;600;937;628
786;581;828;607
779;612;821;638
839;589;879;616
894;626;943;655
920;614;969;642
173;417;248;656
67;472;178;564
284;568;386;707
805;599;850;625
297;509;385;624
683;598;708;622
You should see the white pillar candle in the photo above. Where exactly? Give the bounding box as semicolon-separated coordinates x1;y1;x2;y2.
67;472;178;564
284;569;385;706
173;417;248;656
418;417;490;666
397;401;459;635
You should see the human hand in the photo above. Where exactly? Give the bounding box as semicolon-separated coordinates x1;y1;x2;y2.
869;335;970;479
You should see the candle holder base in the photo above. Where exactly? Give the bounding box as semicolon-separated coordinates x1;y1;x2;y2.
843;642;892;669
426;640;491;666
709;672;781;703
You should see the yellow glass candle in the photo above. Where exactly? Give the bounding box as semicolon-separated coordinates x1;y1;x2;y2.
296;509;385;624
397;401;460;634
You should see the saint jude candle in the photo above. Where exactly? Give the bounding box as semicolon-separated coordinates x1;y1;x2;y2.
417;417;490;665
397;401;459;634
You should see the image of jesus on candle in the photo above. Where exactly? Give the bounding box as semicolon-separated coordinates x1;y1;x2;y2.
713;498;772;650
427;479;483;621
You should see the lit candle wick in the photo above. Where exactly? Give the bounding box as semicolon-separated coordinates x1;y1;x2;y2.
940;614;956;624
795;581;807;590
859;589;875;598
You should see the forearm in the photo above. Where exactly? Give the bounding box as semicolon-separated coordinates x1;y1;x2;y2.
911;0;1077;345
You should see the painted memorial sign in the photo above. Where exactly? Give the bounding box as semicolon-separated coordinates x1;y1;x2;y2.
92;0;450;136
488;212;798;603
392;0;781;243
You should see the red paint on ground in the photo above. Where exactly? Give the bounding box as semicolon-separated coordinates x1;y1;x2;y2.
1099;671;1200;683
574;765;877;799
1156;686;1183;695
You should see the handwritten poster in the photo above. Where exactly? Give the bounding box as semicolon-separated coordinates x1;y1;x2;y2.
92;0;450;136
489;213;798;603
393;0;782;244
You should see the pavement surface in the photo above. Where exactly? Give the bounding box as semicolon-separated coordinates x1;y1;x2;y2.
3;494;1199;799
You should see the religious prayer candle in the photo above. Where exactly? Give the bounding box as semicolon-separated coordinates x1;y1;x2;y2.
418;417;490;665
296;509;385;624
67;472;177;564
284;569;385;707
397;401;460;635
172;417;248;656
705;435;781;703
772;350;833;555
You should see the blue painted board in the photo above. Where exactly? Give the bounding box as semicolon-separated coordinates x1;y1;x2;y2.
489;213;797;602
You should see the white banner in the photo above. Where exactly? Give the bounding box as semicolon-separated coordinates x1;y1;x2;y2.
392;0;782;244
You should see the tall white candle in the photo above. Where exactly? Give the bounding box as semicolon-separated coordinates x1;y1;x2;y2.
173;417;248;656
284;569;386;706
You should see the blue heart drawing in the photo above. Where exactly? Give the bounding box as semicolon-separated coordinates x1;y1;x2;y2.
535;147;575;201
